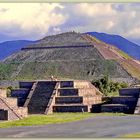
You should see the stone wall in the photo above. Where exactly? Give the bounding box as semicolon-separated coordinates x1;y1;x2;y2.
79;88;102;111
0;98;20;120
0;89;28;120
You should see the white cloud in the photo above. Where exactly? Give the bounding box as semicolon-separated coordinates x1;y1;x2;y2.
76;3;116;17
0;3;67;39
66;3;140;39
0;3;140;42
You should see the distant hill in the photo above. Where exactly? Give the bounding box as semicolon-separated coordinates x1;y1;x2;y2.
0;40;36;60
86;32;140;60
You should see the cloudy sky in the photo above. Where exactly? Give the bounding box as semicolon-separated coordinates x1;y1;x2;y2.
0;3;140;45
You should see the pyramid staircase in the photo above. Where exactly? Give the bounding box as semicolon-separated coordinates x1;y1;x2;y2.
53;81;88;112
10;80;103;114
0;89;28;120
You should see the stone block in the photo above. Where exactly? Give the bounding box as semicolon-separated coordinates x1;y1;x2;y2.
119;88;140;97
53;105;88;112
11;89;30;98
6;98;18;107
101;104;129;113
60;81;74;88
19;81;35;89
58;88;78;96
17;107;28;118
0;89;7;98
111;96;137;107
55;96;83;104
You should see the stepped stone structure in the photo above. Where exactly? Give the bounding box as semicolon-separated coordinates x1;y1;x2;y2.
1;80;140;120
11;80;103;114
92;87;140;114
0;89;28;120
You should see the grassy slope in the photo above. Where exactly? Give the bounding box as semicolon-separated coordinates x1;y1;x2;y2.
0;63;19;80
0;59;129;81
0;113;126;128
86;34;140;80
119;60;140;80
123;132;140;138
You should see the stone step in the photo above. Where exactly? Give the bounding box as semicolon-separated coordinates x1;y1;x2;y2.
19;81;35;89
11;89;30;98
110;96;137;107
101;104;129;113
60;81;74;88
53;104;88;112
119;88;140;98
58;88;79;96
55;96;83;104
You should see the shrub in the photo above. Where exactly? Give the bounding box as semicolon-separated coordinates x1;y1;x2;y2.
92;75;128;96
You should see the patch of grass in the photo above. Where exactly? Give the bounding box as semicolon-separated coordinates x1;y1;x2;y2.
117;49;131;59
123;132;140;138
0;113;93;128
0;113;126;128
120;60;140;79
108;91;119;97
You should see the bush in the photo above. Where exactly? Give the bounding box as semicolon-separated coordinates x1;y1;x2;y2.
92;75;128;96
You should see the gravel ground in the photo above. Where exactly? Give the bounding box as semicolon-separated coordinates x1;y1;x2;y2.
0;115;140;138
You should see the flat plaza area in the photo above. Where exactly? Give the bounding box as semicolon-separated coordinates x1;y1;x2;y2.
0;115;140;138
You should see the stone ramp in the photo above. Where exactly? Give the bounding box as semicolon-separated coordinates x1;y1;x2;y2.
28;81;57;114
10;80;103;114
